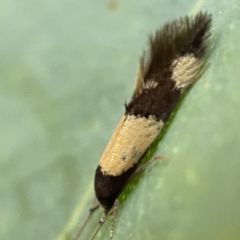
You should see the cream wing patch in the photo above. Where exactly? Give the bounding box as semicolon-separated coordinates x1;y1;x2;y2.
171;54;202;90
99;114;164;176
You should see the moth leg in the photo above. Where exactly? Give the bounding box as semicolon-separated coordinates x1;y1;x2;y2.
109;199;119;239
128;155;169;184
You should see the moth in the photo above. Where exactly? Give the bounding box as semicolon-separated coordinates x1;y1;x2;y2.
76;11;212;240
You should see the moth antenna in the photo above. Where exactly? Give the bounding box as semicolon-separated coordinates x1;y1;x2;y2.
89;199;119;240
73;204;100;240
90;211;109;240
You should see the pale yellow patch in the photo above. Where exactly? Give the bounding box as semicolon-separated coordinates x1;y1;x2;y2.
171;54;202;90
99;114;164;176
143;80;158;90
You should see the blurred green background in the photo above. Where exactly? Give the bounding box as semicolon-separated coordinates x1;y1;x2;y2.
1;0;240;240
